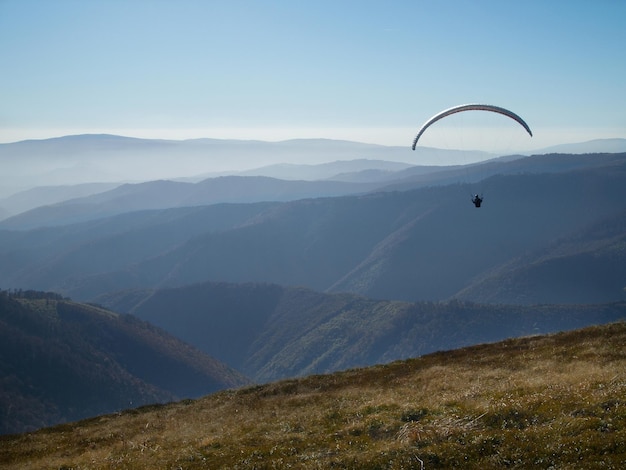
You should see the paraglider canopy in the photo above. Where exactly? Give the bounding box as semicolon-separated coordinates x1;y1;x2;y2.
412;104;532;150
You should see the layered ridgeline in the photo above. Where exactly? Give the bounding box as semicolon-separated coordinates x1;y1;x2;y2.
0;290;249;435
95;281;626;383
0;135;421;198
0;153;625;306
1;322;624;469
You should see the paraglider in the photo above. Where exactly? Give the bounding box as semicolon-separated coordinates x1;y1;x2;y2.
411;104;532;208
411;104;532;151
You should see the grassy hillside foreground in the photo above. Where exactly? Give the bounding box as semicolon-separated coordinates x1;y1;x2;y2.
2;322;625;469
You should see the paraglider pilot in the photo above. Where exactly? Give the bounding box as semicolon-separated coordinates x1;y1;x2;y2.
472;194;483;208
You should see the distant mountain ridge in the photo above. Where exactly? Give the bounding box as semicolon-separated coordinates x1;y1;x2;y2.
3;151;625;230
0;153;625;305
1;133;623;198
231;158;414;181
0;182;121;219
0;158;414;220
538;138;626;154
0;176;380;229
0;135;419;197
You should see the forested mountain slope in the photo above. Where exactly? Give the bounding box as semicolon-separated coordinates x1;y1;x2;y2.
96;281;626;383
0;290;249;435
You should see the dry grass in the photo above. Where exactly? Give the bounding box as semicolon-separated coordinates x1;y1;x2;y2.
2;322;625;469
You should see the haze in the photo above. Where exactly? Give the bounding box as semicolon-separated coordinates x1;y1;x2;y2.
1;0;625;156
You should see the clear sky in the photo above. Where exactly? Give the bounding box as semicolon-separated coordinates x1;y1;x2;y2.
1;0;625;152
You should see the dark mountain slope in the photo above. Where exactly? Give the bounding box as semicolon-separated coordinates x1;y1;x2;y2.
83;164;626;303
21;190;425;299
98;280;626;383
455;208;626;304
0;202;278;295
331;165;626;301
107;283;288;372
0;290;249;435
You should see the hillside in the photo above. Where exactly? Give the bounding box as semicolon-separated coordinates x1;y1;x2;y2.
2;151;624;231
382;151;626;191
0;176;380;230
0;290;249;435
2;322;624;469
0;182;120;220
0;157;413;224
455;208;626;304
0;153;624;305
95;281;626;383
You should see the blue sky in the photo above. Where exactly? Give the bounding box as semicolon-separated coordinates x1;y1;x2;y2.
1;0;625;151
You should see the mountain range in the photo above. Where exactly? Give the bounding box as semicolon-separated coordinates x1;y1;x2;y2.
2;145;625;229
0;176;381;229
2;135;626;437
0;157;420;223
1;134;624;200
0;135;428;198
0;152;624;305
